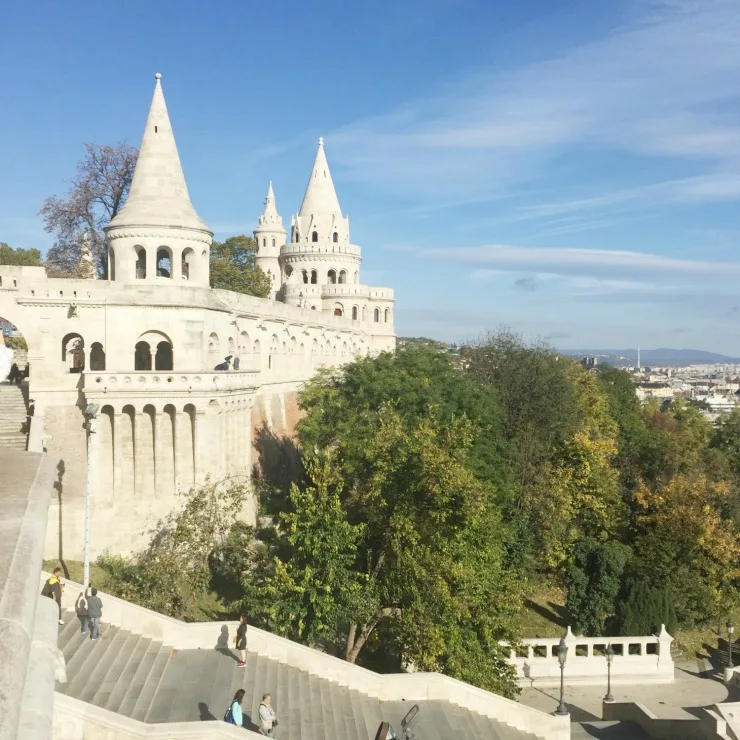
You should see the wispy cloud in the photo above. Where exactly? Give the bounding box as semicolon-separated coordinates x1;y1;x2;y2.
328;0;740;212
417;242;740;289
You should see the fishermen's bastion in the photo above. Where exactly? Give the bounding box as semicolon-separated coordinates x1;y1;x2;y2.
0;73;395;559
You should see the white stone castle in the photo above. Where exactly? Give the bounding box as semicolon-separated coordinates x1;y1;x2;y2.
0;73;395;559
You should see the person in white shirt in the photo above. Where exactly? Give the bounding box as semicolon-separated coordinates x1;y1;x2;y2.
258;693;277;736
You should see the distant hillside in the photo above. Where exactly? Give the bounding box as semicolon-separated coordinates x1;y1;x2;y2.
560;348;740;367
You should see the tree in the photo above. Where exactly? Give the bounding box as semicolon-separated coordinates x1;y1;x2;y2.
254;401;522;697
98;476;249;621
0;243;42;266
210;235;272;298
613;578;677;636
297;343;509;492
40;142;137;277
244;453;365;646
630;474;740;626
565;537;632;635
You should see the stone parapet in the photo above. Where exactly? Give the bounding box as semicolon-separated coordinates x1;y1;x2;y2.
0;453;58;740
83;370;260;396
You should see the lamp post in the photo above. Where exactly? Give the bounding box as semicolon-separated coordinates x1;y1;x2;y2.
604;644;615;702
555;636;569;716
83;403;100;589
728;619;735;670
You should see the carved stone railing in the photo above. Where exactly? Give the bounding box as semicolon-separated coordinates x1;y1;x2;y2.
82;371;260;394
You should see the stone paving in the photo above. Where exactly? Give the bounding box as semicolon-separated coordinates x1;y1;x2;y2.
517;662;740;722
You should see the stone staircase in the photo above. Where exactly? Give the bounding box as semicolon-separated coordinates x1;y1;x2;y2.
56;610;547;740
0;382;27;450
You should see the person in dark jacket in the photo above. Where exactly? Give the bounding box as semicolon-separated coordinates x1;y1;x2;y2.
86;587;103;640
41;567;64;624
235;614;247;667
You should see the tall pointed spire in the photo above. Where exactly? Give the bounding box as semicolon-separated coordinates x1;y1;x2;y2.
258;181;284;228
109;73;209;232
299;137;342;218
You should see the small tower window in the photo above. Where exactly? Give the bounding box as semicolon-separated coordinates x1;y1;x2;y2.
302;269;308;284
384;308;389;323
333;232;338;243
312;231;318;243
328;269;336;284
352;306;358;320
263;238;266;247
339;270;347;284
310;270;317;284
373;308;380;323
154;126;158;133
272;238;276;247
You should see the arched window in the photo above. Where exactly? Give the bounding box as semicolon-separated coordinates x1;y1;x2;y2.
109;247;116;281
333;232;338;243
90;342;106;371
328;269;336;284
263;238;266;247
155;341;173;371
62;333;85;373
135;247;146;279
272;238;276;247
311;305;317;310
384;308;390;323
339;270;347;284
285;265;293;278
302;269;308;284
294;229;300;243
373;308;380;322
310;270;317;284
312;231;318;243
354;271;359;284
352;306;358;320
135;341;152;370
182;247;195;281
156;248;172;278
333;304;343;317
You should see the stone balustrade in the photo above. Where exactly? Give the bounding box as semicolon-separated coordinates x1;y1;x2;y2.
504;625;674;686
83;370;260;394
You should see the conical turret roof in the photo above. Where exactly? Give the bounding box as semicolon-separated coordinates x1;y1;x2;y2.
299;138;342;218
256;181;285;231
108;74;209;232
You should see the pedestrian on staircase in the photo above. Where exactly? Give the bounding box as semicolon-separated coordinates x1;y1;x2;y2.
76;591;89;634
86;587;103;640
258;693;278;736
224;689;245;727
235;614;248;667
41;567;64;625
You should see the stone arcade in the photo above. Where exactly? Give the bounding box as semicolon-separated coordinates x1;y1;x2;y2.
0;73;395;559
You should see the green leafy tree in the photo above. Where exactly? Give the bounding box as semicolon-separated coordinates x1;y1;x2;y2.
244;453;365;645
40;142;137;277
0;243;42;266
210;235;272;298
297;343;509;492
98;477;249;621
613;578;677;636
565;537;632;635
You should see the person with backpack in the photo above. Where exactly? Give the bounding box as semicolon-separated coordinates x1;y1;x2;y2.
224;689;245;727
41;567;64;624
235;614;247;667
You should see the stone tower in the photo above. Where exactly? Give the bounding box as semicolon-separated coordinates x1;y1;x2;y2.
104;73;212;286
253;181;286;297
281;138;362;303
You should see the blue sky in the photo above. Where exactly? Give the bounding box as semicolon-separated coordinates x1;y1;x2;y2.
2;0;740;352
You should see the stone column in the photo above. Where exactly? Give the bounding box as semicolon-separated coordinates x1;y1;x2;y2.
193;408;208;484
146;248;156;282
155;409;175;500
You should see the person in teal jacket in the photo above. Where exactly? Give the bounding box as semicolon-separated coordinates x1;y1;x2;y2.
225;689;245;727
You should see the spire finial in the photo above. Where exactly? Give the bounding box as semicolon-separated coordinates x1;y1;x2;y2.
319;136;324;147
155;72;162;80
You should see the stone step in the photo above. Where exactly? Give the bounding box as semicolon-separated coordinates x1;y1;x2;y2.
572;721;651;739
117;640;164;717
130;648;172;722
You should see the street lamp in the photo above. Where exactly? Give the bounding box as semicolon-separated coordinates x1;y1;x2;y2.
83;403;99;589
555;636;569;716
604;644;615;703
728;619;735;670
